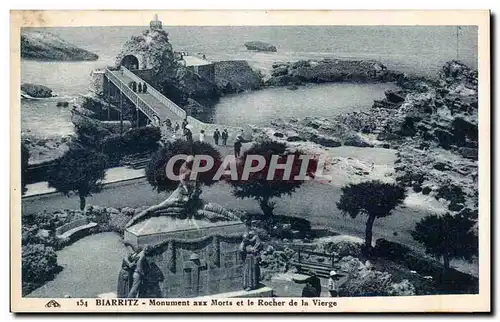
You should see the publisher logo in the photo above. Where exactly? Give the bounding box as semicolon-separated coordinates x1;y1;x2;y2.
45;300;61;308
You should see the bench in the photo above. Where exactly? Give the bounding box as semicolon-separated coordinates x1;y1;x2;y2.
56;218;98;240
290;250;336;278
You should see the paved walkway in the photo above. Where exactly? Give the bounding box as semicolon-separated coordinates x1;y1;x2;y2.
26;232;128;298
24;167;146;197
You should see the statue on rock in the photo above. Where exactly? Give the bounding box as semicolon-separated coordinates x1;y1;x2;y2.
125;156;239;229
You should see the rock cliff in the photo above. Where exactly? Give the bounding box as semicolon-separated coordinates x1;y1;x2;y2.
21;30;98;61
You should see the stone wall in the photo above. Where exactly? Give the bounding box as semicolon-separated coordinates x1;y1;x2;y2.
148;232;245;297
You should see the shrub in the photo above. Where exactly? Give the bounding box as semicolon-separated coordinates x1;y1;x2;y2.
109;211;134;234
374;238;412;260
340;269;394;297
388;279;417;296
315;240;363;258
22;244;60;293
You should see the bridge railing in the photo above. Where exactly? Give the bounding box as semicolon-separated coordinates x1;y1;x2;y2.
105;67;158;122
121;66;187;120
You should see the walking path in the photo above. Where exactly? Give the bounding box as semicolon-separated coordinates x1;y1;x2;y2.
24;167;146;197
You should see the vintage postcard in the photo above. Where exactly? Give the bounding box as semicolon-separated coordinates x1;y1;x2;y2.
10;10;490;313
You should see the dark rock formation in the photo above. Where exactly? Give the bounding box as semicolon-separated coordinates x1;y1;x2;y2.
244;41;277;52
21;31;98;61
266;59;404;86
21;83;53;98
214;60;264;93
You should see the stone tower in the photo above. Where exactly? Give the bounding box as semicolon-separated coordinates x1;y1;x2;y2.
150;14;162;30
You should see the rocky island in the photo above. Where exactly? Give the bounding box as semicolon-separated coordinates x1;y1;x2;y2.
267;59;404;86
21;83;54;98
244;41;277;52
21;30;99;61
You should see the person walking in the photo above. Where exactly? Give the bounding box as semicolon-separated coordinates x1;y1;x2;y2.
132;82;137;93
138;83;143;93
199;130;206;143
328;270;339;297
221;129;228;145
143;83;148;93
213;129;221;145
174;122;180;133
184;128;193;144
182;117;188;131
234;138;242;158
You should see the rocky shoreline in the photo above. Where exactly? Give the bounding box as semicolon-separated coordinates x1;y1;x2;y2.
258;60;478;220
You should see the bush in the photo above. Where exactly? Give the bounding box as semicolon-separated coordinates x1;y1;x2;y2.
340;269;394;297
22;244;61;294
123;126;161;153
388;279;416;296
315;240;363;258
374;238;411;260
108;211;134;234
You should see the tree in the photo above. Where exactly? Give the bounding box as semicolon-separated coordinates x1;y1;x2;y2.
146;139;222;193
47;147;107;210
411;213;478;270
336;180;406;251
21;141;30;195
229;140;318;220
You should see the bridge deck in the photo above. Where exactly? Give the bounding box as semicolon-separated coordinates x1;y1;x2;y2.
107;69;184;124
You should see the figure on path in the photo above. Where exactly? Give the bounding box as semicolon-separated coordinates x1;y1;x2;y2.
138;83;143;93
234;138;242;158
182;117;189;130
328;270;339;297
132;82;137;92
199;130;205;143
213;129;220;145
184;128;193;144
221;129;228;145
239;230;262;291
174;122;180;133
143;83;148;93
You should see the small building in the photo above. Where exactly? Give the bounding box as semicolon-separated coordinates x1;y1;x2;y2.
177;53;215;83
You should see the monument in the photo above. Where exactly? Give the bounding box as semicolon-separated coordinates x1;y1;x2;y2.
120;170;271;298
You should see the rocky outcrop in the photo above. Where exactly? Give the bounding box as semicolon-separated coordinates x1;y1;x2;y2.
244;41;277;52
21;31;98;61
214;60;264;93
351;60;478;216
21;83;54;98
260;115;375;149
266;59;405;86
114;28;175;73
115;28;219;105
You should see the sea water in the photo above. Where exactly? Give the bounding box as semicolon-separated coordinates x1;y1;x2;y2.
20;25;478;137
